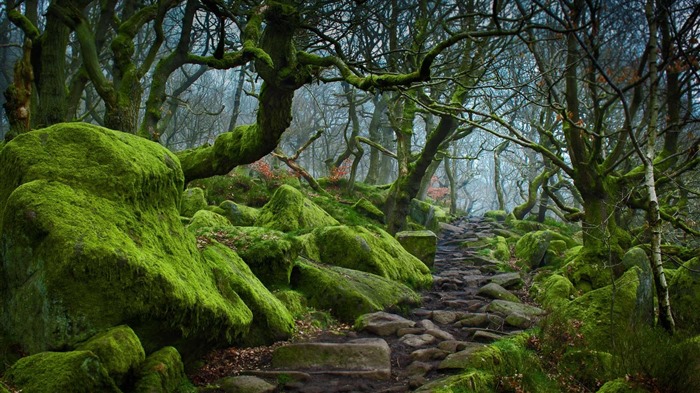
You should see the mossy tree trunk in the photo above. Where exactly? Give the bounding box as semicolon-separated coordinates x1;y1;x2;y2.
364;94;389;184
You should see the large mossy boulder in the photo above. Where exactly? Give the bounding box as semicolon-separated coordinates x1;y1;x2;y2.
530;273;575;310
301;225;432;288
395;230;437;268
134;346;191;393
408;198;449;232
75;325;145;387
3;351;120;393
218;200;259;226
668;257;700;333
515;230;576;270
255;184;339;232
290;259;420;322
0;124;254;353
187;209;232;232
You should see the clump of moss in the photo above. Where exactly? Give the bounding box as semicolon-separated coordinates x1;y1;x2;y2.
217;200;259;226
75;325;145;387
180;187;207;217
134;346;194;393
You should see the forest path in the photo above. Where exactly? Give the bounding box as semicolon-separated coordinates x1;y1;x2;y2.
196;217;536;393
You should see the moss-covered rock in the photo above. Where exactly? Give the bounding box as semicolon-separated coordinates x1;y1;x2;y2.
560;268;644;350
561;251;613;292
186;209;232;232
301;225;432;288
255;185;339;232
4;350;120;393
290;259;419;322
596;379;650;393
490;236;511;262
0;123;253;354
668;257;700;333
484;210;507;222
75;325;145;387
530;274;575;310
273;290;308;318
352;197;385;222
218;200;259;226
395;230;437;268
198;226;300;289
515;230;576;270
180;187;207;217
134;346;193;393
201;243;294;345
408;198;450;233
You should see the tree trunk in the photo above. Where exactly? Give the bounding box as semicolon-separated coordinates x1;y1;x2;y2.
364;93;388;184
494;141;507;210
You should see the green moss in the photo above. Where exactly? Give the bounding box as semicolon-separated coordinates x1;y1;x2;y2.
491;236;511;262
255;184;339;232
290;259;419;322
201;243;294;345
352;197;385;222
4;350;120;393
134;346;195;393
189;173;272;207
530;274;575;310
273;290;308;318
0;123;253;354
415;370;494;393
484;210;507;222
218;200;259;226
560;268;641;350
75;325;145;387
596;379;650;393
186;209;232;232
668;257;700;333
179;187;207;217
197;226;300;289
301;225;432;288
395;230;437;268
408;198;450;233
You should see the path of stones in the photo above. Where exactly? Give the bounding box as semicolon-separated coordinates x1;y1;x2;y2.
218;217;545;393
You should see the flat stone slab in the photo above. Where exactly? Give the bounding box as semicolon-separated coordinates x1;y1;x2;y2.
400;334;437;347
213;375;276;393
488;272;523;289
271;338;391;379
472;330;505;343
437;343;487;369
486;299;546;318
477;283;521;303
355;311;416;336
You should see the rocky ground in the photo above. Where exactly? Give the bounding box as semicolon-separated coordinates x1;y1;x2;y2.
194;216;546;393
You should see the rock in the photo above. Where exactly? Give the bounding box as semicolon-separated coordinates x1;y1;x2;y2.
410;348;449;362
596;378;650;393
426;328;455;341
477;283;520;303
484;210;507;221
180;187;207;217
488;272;523;289
622;247;654;326
271;338;391;380
437;340;473;353
300;225;432;288
214;375;276;393
355;312;416;336
75;325;145;387
187;209;233;232
530;274;575;310
397;327;425;337
669;257;700;332
4;350;120;393
431;310;459;325
490;236;511;262
352;197;385;222
291;260;419;323
396;230;438;268
409;198;450;232
0;123;257;353
486;300;546;318
406;361;433;377
472;330;505;343
201;226;300;288
416;319;439;330
515;230;552;269
456;313;504;329
218;200;259;226
134;346;189;393
437;343;487;369
504;313;533;329
400;334;437;347
255;184;339;232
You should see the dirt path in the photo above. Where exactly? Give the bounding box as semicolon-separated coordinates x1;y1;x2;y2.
195;217;533;393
